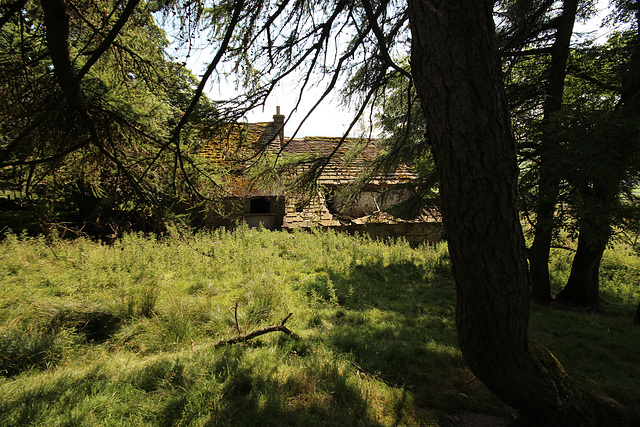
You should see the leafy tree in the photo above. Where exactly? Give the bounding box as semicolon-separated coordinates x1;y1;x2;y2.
504;5;640;309
500;0;640;310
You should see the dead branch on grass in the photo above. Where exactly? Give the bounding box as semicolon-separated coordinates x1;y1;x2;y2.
214;312;300;347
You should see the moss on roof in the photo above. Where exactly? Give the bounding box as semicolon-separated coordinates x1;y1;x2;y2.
199;121;417;193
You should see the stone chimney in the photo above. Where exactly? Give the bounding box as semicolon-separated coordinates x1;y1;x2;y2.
273;106;285;147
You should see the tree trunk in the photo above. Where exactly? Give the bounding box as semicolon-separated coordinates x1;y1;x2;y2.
634;299;640;326
555;227;606;307
41;0;87;109
529;0;579;304
529;193;557;302
406;0;627;424
557;181;614;307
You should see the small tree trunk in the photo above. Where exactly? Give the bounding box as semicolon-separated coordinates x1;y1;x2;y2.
529;199;556;303
529;0;579;304
557;180;614;308
555;230;606;307
634;299;640;325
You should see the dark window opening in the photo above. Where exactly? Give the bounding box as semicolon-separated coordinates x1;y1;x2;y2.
250;198;270;213
323;189;339;214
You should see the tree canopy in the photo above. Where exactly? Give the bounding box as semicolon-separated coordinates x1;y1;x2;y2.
0;0;221;236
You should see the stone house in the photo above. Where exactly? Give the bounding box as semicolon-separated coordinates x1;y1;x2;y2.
199;108;442;244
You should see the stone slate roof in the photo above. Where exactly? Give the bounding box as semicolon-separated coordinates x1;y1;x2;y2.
199;119;417;196
199;122;278;162
280;136;417;186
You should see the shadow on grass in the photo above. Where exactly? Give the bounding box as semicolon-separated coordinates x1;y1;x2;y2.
300;254;513;422
204;355;388;426
153;344;399;426
0;244;513;426
0;346;394;426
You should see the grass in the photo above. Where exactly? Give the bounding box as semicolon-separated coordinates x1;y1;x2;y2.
0;226;638;426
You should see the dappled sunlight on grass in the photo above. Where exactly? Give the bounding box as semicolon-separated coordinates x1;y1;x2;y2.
1;227;638;425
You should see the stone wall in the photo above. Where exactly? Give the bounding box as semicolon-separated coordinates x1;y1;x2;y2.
281;192;443;245
282;192;341;228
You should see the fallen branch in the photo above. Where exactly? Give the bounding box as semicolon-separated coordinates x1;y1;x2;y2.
214;313;300;347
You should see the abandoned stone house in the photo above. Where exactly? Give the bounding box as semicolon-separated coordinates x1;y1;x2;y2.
199;108;441;244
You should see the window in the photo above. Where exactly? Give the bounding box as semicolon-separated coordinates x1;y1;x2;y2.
250;198;270;213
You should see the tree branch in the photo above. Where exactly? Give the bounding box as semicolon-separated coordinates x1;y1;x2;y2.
214;313;299;347
502;47;553;58
361;0;411;80
75;0;141;83
170;0;245;147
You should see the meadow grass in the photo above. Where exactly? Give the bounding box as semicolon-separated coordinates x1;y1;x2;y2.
0;226;638;426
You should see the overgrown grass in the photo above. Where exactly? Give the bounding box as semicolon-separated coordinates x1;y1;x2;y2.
0;227;638;425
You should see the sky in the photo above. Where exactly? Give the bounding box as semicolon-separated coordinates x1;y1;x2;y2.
207;78;356;138
168;28;357;138
167;1;617;139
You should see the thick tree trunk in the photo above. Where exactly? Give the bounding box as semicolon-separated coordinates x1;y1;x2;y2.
406;0;627;424
529;0;579;304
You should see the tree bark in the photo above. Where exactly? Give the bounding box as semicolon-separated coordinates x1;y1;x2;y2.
406;0;627;424
41;0;87;110
555;227;606;307
557;184;613;307
529;0;579;304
